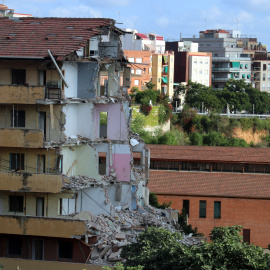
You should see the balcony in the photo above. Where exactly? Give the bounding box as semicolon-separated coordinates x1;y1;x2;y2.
0;85;45;104
0;171;63;193
212;67;240;72
0;129;43;148
0;215;86;238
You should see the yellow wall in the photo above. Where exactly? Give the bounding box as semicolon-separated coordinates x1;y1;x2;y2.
0;60;60;86
0;258;104;270
0;147;58;174
0;191;75;218
0;104;65;142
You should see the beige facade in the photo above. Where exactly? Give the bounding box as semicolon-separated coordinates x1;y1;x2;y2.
152;52;174;98
252;60;270;92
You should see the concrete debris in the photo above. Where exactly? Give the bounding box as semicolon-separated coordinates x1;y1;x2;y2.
63;175;103;190
83;207;204;266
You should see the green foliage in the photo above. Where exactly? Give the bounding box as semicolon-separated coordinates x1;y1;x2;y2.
189;132;204;146
103;262;143;270
100;112;108;125
183;79;270;114
122;226;270;270
158;101;173;125
178;210;203;236
149;192;172;209
135;89;159;105
131;113;146;134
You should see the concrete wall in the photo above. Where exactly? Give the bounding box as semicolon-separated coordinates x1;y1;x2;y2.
63;103;95;140
62;62;78;98
157;194;270;248
77;62;99;99
95;103;128;141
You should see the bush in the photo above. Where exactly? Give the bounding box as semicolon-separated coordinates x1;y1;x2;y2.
189;132;204;146
158;102;173;125
135;89;159;104
140;104;152;116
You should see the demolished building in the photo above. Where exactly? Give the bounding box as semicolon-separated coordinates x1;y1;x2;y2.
0;16;156;267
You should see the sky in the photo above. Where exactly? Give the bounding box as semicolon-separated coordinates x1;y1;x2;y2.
4;0;270;47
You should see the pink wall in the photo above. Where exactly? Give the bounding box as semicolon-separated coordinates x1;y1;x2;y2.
95;103;128;140
111;153;131;181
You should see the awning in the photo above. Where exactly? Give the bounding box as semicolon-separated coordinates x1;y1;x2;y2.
162;77;168;83
245;64;248;68
242;74;246;78
136;33;148;40
232;62;240;68
240;64;243;69
247;74;251;79
164;66;168;73
163;56;168;64
144;44;156;52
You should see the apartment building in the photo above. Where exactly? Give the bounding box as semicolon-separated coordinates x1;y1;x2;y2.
166;41;212;86
152;52;174;98
147;144;270;248
183;29;252;89
252;60;270;92
124;50;152;92
0;17;149;268
121;29;165;54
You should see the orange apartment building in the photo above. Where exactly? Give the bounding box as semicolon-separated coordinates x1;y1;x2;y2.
147;144;270;248
124;50;152;92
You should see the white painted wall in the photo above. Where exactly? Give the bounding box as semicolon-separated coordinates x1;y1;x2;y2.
189;56;210;86
63;104;78;138
62;62;78;98
77;103;95;139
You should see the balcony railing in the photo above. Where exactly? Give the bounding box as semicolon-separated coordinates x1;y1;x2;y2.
0;129;43;148
45;81;62;99
0;215;86;238
212;67;240;71
0;85;45;104
0;171;62;193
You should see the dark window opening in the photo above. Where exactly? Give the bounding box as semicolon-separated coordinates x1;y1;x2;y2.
36;154;46;173
199;200;206;218
36;197;45;217
33;239;44;260
243;228;250;244
59;241;73;259
10;153;25;171
12;69;26;85
183;200;190;217
133;152;142;167
214;201;221;218
98;152;107;175
9;195;24;212
99;112;108;138
8;238;22;255
11;110;25;127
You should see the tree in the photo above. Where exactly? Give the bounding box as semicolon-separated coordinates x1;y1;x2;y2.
122;226;270;270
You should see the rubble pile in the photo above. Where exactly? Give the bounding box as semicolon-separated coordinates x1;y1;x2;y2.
83;207;204;265
63;175;102;190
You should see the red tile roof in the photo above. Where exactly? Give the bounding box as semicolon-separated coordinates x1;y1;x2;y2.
148;170;270;198
148;144;270;164
0;17;115;60
136;33;148;40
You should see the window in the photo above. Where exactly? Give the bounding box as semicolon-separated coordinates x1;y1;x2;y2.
99;112;107;138
268;74;270;81
59;241;73;259
199;200;206;218
8;238;22;255
171;57;173;63
158;78;161;83
129;57;134;62
136;69;142;75
36;154;45;173
9;195;24;212
59;198;76;215
268;64;270;71
136;58;142;63
194;59;197;64
193;69;197;74
199;69;202;74
12;69;26;85
263;74;266;81
268;84;270;91
134;80;139;86
204;69;208;74
214;201;221;218
206;44;211;46
183;200;189;217
131;69;134;74
98;152;107;175
33;239;44;260
199;60;203;64
205;60;208;65
11;110;25;127
262;83;265;91
10;153;25;171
